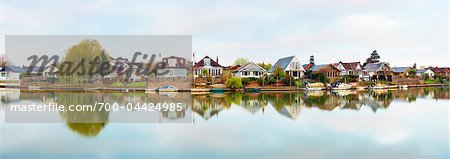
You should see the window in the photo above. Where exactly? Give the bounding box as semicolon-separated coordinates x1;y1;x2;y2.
204;58;211;66
168;59;177;67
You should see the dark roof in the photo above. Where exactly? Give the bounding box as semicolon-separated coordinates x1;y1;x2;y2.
338;62;362;71
268;56;295;72
417;68;434;73
193;56;222;68
432;67;450;73
364;62;389;72
226;65;241;71
1;66;26;73
309;64;328;71
308;64;338;72
303;64;313;70
392;67;411;73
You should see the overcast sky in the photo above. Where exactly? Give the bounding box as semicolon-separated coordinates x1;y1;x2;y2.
1;0;448;67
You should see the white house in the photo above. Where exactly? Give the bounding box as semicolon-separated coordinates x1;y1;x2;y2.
268;56;304;79
334;61;368;78
416;68;435;78
193;56;224;78
0;66;26;81
157;56;189;77
233;62;267;78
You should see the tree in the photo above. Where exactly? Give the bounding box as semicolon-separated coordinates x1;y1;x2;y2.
233;58;249;66
309;55;315;65
258;63;272;71
312;73;329;84
59;39;110;84
272;66;286;81
222;70;233;83
226;77;243;89
364;50;380;66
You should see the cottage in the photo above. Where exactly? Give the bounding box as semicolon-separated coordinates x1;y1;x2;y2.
432;67;450;77
334;62;368;79
157;56;189;77
392;67;414;77
233;62;267;78
416;68;434;78
193;56;224;78
268;56;304;79
0;66;26;81
308;64;340;80
363;62;392;81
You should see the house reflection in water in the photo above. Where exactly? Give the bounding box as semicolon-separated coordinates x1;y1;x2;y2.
0;86;448;136
192;93;228;120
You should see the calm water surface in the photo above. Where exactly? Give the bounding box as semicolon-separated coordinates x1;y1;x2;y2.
1;87;449;158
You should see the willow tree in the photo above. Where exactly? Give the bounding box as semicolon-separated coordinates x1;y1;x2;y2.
59;39;110;84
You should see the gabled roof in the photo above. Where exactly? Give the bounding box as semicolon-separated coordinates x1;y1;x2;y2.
432;67;450;73
268;56;295;72
338;62;363;71
193;56;222;68
308;64;338;72
25;66;45;72
235;62;267;72
303;64;313;70
417;68;434;74
364;62;389;72
1;66;26;73
226;65;241;71
392;67;412;73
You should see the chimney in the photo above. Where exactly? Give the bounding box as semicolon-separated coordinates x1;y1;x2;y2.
216;56;219;64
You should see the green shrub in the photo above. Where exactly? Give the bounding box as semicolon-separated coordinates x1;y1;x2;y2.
241;77;256;85
226;77;243;89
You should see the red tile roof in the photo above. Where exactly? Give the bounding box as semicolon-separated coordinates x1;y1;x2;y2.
193;56;222;68
339;62;363;71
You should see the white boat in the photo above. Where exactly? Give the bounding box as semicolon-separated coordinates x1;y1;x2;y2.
305;87;324;91
356;86;366;90
145;88;156;93
370;84;387;89
156;85;178;92
306;82;325;91
332;83;353;90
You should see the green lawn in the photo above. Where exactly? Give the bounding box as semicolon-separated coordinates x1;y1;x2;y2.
424;80;438;84
111;82;147;88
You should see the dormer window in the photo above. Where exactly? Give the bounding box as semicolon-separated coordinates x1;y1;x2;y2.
204;58;211;66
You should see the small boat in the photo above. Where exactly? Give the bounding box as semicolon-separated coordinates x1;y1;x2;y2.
156;85;178;92
332;83;353;90
306;82;325;91
211;88;225;92
370;84;387;89
145;88;156;93
401;85;408;89
305;87;324;91
356;86;366;90
244;88;261;93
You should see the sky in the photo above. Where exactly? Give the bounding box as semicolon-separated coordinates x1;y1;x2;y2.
0;0;448;67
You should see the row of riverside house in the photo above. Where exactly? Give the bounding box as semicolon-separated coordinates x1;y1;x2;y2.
192;50;450;87
1;50;449;88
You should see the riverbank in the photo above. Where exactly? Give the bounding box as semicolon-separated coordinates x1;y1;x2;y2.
1;84;448;93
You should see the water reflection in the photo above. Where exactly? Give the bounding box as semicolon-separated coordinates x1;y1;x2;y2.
0;87;449;137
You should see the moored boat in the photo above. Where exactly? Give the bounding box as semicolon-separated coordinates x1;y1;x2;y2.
369;84;387;89
156;85;178;92
244;88;261;93
211;88;225;92
331;83;353;90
